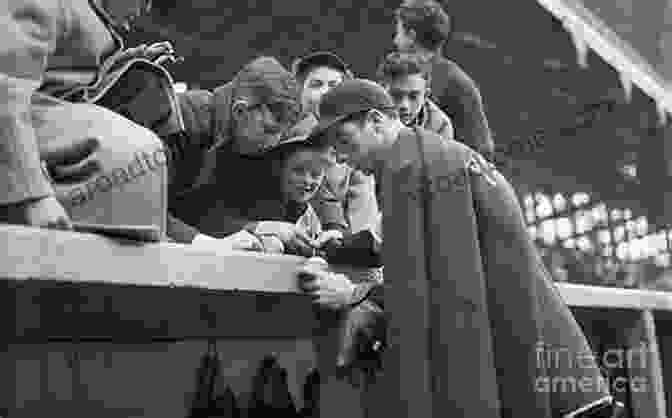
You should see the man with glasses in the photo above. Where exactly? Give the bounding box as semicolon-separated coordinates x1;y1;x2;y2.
168;56;345;254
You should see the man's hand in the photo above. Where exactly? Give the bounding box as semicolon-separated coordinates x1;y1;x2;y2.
259;235;285;254
221;230;264;251
335;301;386;388
297;258;386;387
297;259;356;310
21;196;72;230
42;137;101;184
314;230;344;248
255;221;316;256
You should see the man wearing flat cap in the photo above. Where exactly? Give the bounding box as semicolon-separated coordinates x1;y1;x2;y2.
297;79;622;418
166;56;347;254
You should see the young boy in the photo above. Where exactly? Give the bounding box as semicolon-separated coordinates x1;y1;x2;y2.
393;1;495;159
292;51;354;120
377;51;454;141
240;135;333;255
252;135;381;272
290;52;380;236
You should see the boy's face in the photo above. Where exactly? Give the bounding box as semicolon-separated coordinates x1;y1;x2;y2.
281;149;327;203
393;18;415;53
301;66;345;117
384;73;429;125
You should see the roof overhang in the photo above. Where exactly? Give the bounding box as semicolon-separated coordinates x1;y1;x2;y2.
536;0;672;124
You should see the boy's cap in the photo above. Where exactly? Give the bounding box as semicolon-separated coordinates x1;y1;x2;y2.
232;56;300;108
293;51;352;80
264;134;331;166
308;79;396;144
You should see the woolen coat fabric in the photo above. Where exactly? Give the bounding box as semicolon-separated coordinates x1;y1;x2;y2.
369;127;609;417
0;0;167;234
0;0;120;206
429;55;494;159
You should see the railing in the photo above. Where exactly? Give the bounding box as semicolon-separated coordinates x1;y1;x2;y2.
0;224;670;417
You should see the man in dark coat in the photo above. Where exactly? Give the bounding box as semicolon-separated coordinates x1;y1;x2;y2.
298;79;621;418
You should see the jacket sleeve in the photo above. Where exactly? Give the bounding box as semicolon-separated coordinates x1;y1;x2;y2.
345;170;381;234
467;153;610;414
0;0;60;205
166;90;216;192
437;64;494;160
163;90;218;240
437;118;454;142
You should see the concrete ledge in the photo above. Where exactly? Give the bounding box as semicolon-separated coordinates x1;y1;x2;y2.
0;224;303;293
2;225;672;320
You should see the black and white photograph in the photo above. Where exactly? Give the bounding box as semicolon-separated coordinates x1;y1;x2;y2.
3;0;672;417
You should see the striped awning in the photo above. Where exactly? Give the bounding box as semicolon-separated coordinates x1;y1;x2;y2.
536;0;672;124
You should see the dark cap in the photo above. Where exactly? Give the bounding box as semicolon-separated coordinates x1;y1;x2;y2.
292;51;353;80
264;134;332;169
308;79;396;144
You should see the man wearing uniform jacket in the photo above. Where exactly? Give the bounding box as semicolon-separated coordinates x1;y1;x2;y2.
298;79;622;418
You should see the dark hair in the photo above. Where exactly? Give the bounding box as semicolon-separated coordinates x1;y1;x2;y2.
395;2;453;51
292;53;353;84
313;108;398;149
377;52;432;84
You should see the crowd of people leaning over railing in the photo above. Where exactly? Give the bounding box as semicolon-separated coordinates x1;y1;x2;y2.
1;1;631;416
0;0;492;267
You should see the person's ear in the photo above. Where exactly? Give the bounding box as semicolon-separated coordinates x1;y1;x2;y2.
367;110;386;134
407;28;417;43
232;100;250;123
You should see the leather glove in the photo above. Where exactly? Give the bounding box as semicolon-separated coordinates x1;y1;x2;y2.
334;300;386;388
